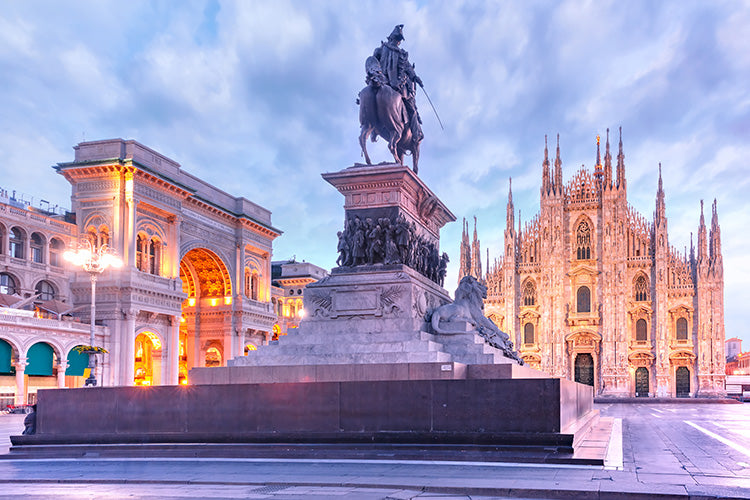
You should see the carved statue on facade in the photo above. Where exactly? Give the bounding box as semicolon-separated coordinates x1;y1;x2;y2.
358;24;424;173
429;276;523;364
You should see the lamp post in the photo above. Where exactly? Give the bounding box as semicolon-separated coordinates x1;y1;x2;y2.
64;240;123;387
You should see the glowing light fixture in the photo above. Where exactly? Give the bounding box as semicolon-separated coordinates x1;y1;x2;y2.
187;297;196;307
63;239;122;387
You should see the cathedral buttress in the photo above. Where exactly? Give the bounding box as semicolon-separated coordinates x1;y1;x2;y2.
653;163;670;396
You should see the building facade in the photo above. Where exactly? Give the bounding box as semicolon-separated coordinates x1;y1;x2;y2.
1;139;284;403
269;259;329;341
459;131;725;398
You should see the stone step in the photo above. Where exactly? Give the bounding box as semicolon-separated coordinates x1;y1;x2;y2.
235;350;453;366
274;330;438;346
248;339;445;356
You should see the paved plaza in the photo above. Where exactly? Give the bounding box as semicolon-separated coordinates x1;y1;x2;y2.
0;402;749;499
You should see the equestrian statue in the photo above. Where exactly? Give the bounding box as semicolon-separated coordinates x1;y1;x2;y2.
358;24;428;174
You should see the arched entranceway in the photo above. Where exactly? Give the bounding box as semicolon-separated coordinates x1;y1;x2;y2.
134;332;162;386
65;345;90;389
574;353;594;387
0;339;16;408
179;248;233;377
25;342;60;404
635;367;650;397
675;366;690;397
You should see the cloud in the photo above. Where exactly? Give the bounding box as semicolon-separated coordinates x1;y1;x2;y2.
0;0;747;347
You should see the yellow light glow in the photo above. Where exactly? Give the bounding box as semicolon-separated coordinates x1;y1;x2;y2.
188;298;196;307
180;379;188;385
125;173;134;202
180;316;186;323
246;344;257;351
224;296;232;305
210;298;218;307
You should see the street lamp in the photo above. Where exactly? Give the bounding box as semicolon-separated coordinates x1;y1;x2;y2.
64;240;123;387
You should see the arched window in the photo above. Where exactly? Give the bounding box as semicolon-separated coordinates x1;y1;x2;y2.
523;323;535;345
205;346;222;367
251;272;259;301
577;286;591;313
148;238;161;275
0;273;18;295
98;227;110;248
86;227;98;248
35;280;55;301
9;228;24;259
676;317;688;340
634;275;649;302
522;280;536;306
576;220;591;260
244;268;252;297
30;233;44;263
636;318;647;341
136;234;146;271
49;238;64;267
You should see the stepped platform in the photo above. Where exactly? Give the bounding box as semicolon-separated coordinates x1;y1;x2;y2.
10;376;601;463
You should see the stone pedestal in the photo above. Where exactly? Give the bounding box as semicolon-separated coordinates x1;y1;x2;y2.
226;163;522;373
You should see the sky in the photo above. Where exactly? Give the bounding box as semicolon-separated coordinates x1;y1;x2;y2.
1;1;748;348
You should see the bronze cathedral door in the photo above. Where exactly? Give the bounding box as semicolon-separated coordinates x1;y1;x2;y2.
635;367;649;397
574;353;594;387
676;366;690;397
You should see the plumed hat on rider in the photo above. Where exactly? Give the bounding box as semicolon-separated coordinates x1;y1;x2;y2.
388;24;405;42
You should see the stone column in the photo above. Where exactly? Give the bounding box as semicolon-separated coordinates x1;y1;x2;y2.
123;309;137;386
167;315;180;385
238;327;246;357
57;358;68;389
14;360;27;405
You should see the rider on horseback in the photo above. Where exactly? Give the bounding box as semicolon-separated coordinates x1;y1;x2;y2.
369;25;424;143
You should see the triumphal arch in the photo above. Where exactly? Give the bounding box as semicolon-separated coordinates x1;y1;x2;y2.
55;139;280;386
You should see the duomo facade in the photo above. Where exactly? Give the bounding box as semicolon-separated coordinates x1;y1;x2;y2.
459;131;725;398
1;139;293;405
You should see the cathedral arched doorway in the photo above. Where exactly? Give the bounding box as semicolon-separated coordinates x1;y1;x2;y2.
635;367;649;397
574;353;594;387
675;366;690;397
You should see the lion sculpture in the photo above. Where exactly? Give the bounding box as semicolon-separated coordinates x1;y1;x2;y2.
430;276;523;364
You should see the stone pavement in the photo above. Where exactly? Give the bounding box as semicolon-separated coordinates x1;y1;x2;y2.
0;402;748;499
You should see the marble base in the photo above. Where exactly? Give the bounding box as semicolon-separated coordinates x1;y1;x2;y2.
227;265;516;370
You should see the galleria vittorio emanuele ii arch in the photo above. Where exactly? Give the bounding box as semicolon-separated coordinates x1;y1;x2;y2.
1;139;281;402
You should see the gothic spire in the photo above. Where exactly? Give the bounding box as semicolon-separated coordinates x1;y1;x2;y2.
604;128;612;188
710;199;722;269
655;163;666;228
594;134;603;189
697;200;707;265
506;177;514;232
471;216;482;280
554;134;563;194
542;135;551;195
616;126;626;190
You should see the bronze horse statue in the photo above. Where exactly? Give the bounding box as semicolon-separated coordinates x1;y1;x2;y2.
358;58;421;173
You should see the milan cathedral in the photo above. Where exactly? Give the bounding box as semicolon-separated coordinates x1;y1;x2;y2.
459;130;725;398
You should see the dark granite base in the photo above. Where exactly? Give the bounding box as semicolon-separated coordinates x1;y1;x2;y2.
12;378;593;455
